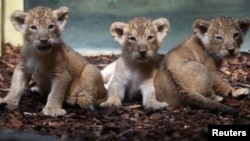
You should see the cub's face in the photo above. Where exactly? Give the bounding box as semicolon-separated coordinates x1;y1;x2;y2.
10;6;69;54
110;17;169;62
193;16;250;58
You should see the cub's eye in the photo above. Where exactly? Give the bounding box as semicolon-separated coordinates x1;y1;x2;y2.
233;32;240;39
214;35;223;40
147;35;154;40
30;25;37;30
128;36;136;42
48;24;55;30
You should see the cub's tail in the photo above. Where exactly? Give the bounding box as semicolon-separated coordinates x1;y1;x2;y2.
182;93;240;118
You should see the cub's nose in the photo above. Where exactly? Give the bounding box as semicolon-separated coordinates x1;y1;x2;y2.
228;48;235;55
40;39;48;43
138;47;147;56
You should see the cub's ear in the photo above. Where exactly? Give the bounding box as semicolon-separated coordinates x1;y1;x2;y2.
53;6;69;30
10;10;27;33
110;22;128;45
193;19;210;38
153;18;170;43
237;17;250;36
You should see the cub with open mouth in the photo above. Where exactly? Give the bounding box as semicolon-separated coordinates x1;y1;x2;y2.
0;6;106;117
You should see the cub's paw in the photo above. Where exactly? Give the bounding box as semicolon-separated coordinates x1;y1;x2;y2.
232;88;250;97
210;94;224;102
100;98;122;107
1;98;19;110
42;105;66;117
66;96;92;108
143;100;168;110
0;98;7;109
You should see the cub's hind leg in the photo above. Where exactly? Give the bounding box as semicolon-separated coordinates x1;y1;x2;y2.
66;64;106;108
177;61;214;97
66;90;94;108
176;61;238;116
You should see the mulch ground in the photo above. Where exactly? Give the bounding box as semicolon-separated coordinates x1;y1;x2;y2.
0;43;250;141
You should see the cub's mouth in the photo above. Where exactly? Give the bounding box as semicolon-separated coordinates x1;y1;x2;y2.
223;49;239;59
135;55;150;62
225;53;238;59
37;42;52;51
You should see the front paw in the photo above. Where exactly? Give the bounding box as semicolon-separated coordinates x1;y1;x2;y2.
1;98;19;110
232;88;250;97
100;98;122;107
42;105;66;117
143;100;168;110
0;98;7;108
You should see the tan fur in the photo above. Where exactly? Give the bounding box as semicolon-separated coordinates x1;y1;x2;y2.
100;17;169;110
155;16;250;117
0;6;106;117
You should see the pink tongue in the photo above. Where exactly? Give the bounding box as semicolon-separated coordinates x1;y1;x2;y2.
42;42;51;46
41;42;51;47
38;42;52;50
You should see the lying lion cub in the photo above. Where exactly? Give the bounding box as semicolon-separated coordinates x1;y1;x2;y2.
155;16;250;117
100;17;169;110
0;6;106;117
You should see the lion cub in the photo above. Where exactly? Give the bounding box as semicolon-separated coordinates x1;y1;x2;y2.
155;16;250;117
0;6;106;117
100;17;169;110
